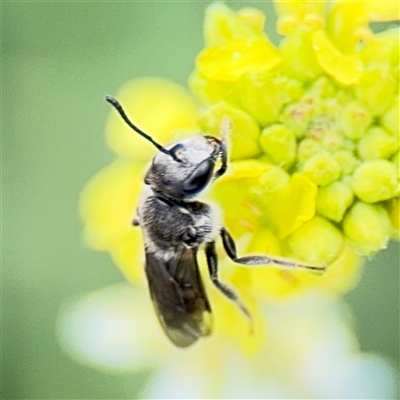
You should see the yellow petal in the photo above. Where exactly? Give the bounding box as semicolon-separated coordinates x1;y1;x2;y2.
196;38;281;82
245;228;298;299
189;70;240;106
327;1;400;53
256;174;318;238
80;159;142;250
211;160;272;238
79;159;145;282
312;30;363;85
250;267;303;299
219;159;275;182
106;78;198;160
210;264;267;355
110;231;145;283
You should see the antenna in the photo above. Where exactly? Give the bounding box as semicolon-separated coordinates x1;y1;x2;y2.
105;96;181;162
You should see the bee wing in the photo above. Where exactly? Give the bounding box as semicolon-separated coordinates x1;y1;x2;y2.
144;247;212;347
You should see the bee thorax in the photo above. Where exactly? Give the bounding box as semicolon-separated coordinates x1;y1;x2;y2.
138;187;221;251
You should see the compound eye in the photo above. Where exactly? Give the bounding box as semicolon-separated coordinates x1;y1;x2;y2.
182;158;214;195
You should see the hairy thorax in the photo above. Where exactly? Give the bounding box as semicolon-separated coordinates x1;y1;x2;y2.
137;186;221;255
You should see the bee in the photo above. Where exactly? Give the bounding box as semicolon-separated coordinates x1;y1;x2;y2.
106;96;326;347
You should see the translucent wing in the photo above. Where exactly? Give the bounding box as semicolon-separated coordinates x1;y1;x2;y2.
144;247;212;347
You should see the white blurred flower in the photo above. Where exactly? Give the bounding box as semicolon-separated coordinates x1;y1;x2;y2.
57;283;398;399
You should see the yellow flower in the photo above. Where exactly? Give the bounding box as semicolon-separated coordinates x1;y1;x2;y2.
80;2;399;349
191;2;399;266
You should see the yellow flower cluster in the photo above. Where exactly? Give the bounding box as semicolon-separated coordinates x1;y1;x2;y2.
189;1;399;298
80;1;399;350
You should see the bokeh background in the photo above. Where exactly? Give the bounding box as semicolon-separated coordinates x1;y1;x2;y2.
3;1;399;399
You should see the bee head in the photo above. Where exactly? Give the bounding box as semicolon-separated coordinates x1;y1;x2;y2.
105;96;228;200
145;135;223;199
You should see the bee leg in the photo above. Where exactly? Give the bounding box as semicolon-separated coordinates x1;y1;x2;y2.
132;216;140;226
205;241;252;323
213;118;229;180
181;226;197;247
221;228;326;272
213;140;227;180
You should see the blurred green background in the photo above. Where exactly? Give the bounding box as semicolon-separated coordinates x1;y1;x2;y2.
3;1;399;399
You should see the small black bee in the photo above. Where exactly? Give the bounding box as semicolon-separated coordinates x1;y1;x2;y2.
106;96;325;347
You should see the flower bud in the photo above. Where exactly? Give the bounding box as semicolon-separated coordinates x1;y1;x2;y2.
340;101;372;140
280;102;314;137
237;7;265;33
320;130;345;152
286;216;344;265
342;138;357;152
203;2;257;46
298;138;322;163
275;76;304;104
277;16;297;36
239;72;284;126
280;26;322;82
356;66;396;116
301;151;342;186
316;181;354;222
198;101;260;159
360;28;400;68
392;152;399;179
343;202;391;254
357;127;399;160
274;1;325;23
307;77;336;99
259;124;296;167
380;96;399;136
352;160;399;203
333;150;359;176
